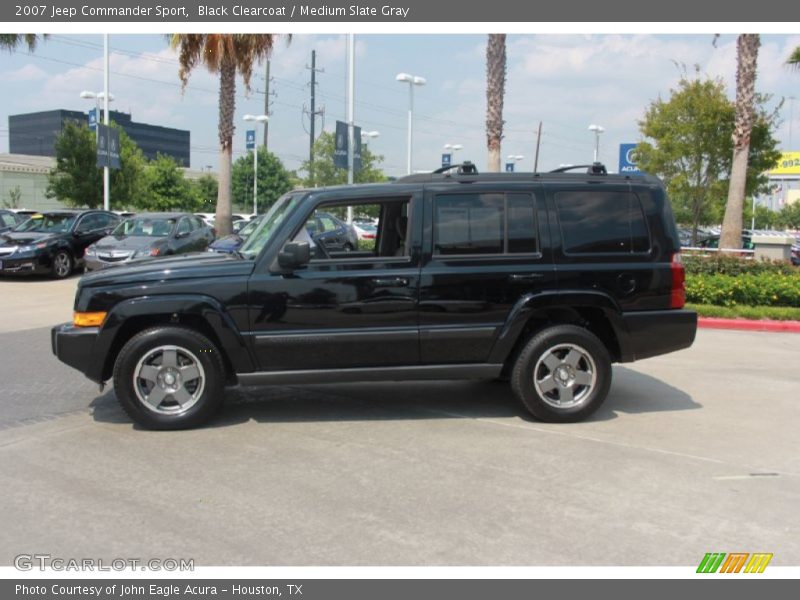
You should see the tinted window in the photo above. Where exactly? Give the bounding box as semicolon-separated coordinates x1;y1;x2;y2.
434;193;537;256
555;191;650;254
177;218;192;235
319;215;338;232
1;214;17;227
76;214;100;232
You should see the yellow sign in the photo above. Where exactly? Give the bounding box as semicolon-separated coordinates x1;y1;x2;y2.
769;151;800;175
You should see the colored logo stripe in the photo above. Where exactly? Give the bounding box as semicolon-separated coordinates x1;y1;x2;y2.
697;552;773;573
697;553;726;573
744;553;773;573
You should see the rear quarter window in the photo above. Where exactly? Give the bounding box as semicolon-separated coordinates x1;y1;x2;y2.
555;190;650;254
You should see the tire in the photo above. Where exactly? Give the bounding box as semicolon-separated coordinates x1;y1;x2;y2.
51;250;73;279
343;242;354;252
112;326;226;430
510;324;612;423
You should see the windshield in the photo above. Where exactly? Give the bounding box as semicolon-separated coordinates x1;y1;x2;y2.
239;217;263;238
14;214;76;233
239;194;303;258
113;217;176;237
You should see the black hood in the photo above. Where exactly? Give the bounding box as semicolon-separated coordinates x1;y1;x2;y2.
0;231;55;246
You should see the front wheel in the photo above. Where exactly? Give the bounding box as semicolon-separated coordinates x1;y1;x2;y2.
511;325;612;422
112;326;226;430
51;250;73;279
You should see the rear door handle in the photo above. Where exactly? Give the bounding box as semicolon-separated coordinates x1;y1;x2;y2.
508;273;543;282
372;277;409;287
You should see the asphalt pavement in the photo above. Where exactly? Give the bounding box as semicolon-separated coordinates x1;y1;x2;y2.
0;276;798;566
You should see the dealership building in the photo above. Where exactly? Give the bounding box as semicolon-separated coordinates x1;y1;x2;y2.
8;109;190;166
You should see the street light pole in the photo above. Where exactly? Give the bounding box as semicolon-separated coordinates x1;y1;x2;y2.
243;114;269;216
103;34;110;212
588;124;605;163
80;89;114;209
396;72;426;174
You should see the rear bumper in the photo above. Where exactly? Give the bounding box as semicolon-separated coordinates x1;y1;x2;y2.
618;309;697;362
51;323;103;383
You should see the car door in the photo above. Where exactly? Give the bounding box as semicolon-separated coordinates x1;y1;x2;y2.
247;190;422;371
72;213;109;256
418;184;557;364
174;217;193;253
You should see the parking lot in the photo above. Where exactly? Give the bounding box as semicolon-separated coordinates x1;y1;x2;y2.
0;275;798;566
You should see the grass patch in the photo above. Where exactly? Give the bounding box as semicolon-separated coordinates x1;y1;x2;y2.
686;303;800;321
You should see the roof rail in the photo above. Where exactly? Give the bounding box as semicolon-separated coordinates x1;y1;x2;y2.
432;161;479;175
550;162;607;175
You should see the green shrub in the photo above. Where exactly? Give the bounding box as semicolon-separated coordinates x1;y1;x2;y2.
685;272;800;307
686;303;800;321
682;254;797;276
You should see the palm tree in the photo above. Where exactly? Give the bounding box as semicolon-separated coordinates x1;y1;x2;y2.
486;34;506;172
788;46;800;68
0;34;46;52
720;34;760;250
170;34;281;236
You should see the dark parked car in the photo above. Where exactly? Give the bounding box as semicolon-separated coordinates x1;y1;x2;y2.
306;211;359;252
0;210;119;278
0;209;26;234
208;215;265;254
84;213;214;271
52;163;697;429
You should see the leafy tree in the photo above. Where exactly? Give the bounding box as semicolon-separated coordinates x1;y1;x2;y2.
486;34;506;172
720;34;760;250
170;34;286;236
46;121;146;209
788;46;800;68
3;186;21;209
636;75;781;244
299;132;387;187
192;174;219;212
232;148;293;213
134;154;202;212
775;201;800;229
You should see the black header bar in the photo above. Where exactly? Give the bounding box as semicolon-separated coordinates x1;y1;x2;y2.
2;0;798;22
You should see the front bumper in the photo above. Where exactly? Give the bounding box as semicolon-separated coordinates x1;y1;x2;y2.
0;253;51;275
51;323;103;383
618;309;698;362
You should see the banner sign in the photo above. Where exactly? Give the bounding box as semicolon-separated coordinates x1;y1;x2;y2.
334;121;362;171
246;130;256;150
505;163;515;172
96;124;120;170
768;151;800;176
87;107;97;131
442;153;451;169
618;143;641;174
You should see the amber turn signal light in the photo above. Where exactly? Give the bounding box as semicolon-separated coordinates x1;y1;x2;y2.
73;311;107;327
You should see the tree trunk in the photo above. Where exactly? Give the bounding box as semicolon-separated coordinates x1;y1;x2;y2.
720;34;760;250
486;34;506;173
215;56;236;237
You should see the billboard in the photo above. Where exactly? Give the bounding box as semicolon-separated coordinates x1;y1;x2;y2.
618;143;641;173
768;151;800;176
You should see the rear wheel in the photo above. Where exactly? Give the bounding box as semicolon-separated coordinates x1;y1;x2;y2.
113;326;225;430
511;325;612;422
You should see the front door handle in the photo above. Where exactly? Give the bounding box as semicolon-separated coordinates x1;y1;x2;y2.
372;277;409;287
508;273;543;283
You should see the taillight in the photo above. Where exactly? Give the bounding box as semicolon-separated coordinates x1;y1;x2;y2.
150;247;161;257
670;252;685;309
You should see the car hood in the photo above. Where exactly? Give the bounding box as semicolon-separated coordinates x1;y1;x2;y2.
93;235;164;252
0;231;56;246
79;251;255;287
209;234;243;252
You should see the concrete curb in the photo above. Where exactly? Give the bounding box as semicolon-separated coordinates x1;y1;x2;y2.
698;317;800;333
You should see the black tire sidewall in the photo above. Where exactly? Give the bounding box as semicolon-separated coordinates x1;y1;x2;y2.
512;325;612;423
113;326;225;430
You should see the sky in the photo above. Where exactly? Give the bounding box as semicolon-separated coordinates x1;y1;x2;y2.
1;33;799;177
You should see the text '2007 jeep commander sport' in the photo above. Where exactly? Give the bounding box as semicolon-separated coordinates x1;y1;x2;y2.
52;163;697;430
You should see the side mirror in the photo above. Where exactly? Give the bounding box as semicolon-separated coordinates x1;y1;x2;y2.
278;241;310;270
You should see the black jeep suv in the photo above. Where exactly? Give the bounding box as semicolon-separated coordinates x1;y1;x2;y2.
52;165;697;429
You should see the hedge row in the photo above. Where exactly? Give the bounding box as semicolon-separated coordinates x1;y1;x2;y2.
682;254;798;276
685;272;800;307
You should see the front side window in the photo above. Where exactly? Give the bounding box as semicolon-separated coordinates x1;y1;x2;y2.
113;217;177;237
433;193;537;256
240;193;303;259
555;191;650;254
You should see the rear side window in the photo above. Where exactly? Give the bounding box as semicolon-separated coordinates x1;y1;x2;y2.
434;193;537;256
555;191;650;254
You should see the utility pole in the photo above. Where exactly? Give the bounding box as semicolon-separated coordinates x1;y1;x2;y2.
306;50;325;186
533;121;542;172
262;60;275;150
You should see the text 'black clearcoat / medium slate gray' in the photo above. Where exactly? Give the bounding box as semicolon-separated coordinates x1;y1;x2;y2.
52;167;697;429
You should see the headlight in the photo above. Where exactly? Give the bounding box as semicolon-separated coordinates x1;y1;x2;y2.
85;246;97;257
17;242;47;253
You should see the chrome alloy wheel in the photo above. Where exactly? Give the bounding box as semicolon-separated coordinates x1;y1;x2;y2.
133;345;205;415
533;343;597;409
53;252;71;277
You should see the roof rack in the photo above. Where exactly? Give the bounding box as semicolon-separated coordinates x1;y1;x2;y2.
432;161;479;175
550;162;607;175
